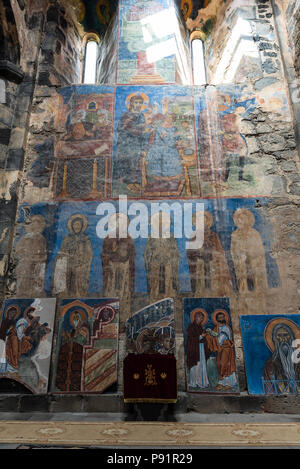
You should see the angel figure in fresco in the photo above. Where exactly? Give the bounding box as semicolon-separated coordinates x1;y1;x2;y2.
144;212;180;304
230;208;268;293
52;214;93;297
15;214;47;297
101;213;135;323
187;211;232;297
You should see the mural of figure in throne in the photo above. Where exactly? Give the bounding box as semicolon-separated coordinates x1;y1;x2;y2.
114;93;151;194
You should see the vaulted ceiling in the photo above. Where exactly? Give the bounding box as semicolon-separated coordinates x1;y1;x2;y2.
68;0;228;38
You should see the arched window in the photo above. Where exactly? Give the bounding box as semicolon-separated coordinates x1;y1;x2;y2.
82;34;100;84
191;33;207;86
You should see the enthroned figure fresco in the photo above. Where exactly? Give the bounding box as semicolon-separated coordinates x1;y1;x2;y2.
15;215;47;297
54;88;114;200
113;93;151;195
144;212;180;304
101;213;135;324
230;208;268;293
52;214;93;297
187;210;232;297
113;88;199;197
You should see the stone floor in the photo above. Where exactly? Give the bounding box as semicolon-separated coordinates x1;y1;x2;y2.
0;412;299;449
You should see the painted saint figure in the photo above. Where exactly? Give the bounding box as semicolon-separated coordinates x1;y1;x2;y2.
55;309;90;392
144;213;180;304
186;310;210;389
101;214;135;323
15;215;47;297
230;208;268;293
209;310;238;391
114;93;151;193
187;211;232;297
221;112;248;182
52;214;93;297
264;320;300;394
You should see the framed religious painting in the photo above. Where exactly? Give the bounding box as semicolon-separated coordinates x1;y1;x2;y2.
241;314;300;395
51;298;119;393
0;298;56;394
184;298;239;394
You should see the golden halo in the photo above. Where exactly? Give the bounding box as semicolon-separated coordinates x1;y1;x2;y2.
70;310;85;326
264;317;300;352
96;0;111;26
233;208;255;228
190;308;208;326
4;304;21;321
67;214;88;233
180;0;192;19
212;309;230;325
125;92;149;111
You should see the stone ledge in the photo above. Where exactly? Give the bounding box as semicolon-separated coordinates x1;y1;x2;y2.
0;393;298;414
0;61;24;84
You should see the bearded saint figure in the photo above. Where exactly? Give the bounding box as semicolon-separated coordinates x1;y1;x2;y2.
264;322;300;394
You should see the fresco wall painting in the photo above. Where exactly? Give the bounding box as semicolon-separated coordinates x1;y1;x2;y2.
0;298;56;394
13;197;281;329
51;298;119;393
184;298;239;394
54;86;114;201
125;298;175;354
241;315;300;396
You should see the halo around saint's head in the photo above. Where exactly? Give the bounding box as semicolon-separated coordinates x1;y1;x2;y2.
190;308;208;326
67;214;88;233
4;304;21;321
264;317;300;352
125;92;149;111
212;309;230;325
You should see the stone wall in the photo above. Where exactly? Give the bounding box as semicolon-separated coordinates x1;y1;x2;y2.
0;0;300;403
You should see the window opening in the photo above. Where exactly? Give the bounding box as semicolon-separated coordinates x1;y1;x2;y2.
191;38;206;86
83;39;98;84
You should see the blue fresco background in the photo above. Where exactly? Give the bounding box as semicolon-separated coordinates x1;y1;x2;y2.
15;197;281;296
240;314;300;395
